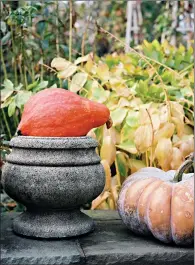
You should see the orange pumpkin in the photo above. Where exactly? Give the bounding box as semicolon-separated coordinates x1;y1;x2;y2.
118;154;194;245
18;88;111;137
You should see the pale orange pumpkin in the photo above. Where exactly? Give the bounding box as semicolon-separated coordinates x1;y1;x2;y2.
118;154;194;245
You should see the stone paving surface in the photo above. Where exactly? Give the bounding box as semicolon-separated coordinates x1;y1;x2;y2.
1;211;194;265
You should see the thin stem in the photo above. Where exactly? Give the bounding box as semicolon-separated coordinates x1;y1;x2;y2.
69;0;73;62
145;151;149;167
96;24;180;77
173;153;194;182
1;109;12;139
1;45;8;80
81;14;91;66
24;65;28;88
56;0;60;57
31;61;35;82
40;63;57;73
40;56;44;82
20;27;27;88
11;25;18;86
179;63;194;74
115;159;121;187
146;109;154;167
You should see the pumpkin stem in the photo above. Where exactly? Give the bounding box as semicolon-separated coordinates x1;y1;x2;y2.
106;116;113;129
173;153;194;182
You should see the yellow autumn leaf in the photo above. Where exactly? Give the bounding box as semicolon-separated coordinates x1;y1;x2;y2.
129;159;146;173
103;126;121;145
159;104;169;123
57;65;77;79
179;137;194;158
108;197;115;210
111;185;119;203
100;136;116;166
172;117;184;138
87;129;96;139
134;124;153;153
170;147;184;170
101;160;112;191
91;191;110;210
139;108;160;131
155;138;173;171
153;122;175;145
74;53;93;65
69;72;88;92
97;63;109;81
51;57;70;71
85;57;97;74
170;102;184;137
184;125;194;135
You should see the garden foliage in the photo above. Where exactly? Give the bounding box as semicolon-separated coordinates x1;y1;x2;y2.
1;31;194;210
50;40;194;209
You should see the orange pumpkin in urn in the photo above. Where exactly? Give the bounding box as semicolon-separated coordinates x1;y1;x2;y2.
118;154;194;245
18;88;111;137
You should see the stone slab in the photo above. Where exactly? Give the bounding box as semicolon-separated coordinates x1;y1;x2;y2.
1;213;85;265
1;211;194;265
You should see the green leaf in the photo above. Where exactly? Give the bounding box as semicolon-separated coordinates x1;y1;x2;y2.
14;83;23;91
36;20;47;35
15;91;32;108
136;80;148;96
3;79;14;90
33;81;48;92
116;141;137;154
27;81;39;90
49;83;57;88
1;89;13;102
120;123;136;143
8;100;16;117
111;108;128;126
126;110;139;128
70;72;88;92
1;97;13;108
1;32;11;45
115;151;128;182
0;21;6;33
86;81;110;103
1;80;14;102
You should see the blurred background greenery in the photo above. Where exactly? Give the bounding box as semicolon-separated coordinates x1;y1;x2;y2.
0;0;194;211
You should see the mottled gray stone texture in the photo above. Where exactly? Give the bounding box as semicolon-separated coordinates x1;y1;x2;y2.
1;211;193;265
2;136;105;238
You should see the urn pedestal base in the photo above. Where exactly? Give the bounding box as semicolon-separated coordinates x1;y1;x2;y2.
13;209;94;238
2;136;105;239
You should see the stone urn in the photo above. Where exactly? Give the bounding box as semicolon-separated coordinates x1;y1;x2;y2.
2;136;105;238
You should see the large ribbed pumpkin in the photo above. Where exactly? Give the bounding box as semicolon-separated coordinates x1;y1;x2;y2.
118;154;194;245
18;88;111;137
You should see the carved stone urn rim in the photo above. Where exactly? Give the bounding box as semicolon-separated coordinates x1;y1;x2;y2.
9;135;98;149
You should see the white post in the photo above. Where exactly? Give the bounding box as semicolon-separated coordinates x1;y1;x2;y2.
125;1;133;53
170;1;178;46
